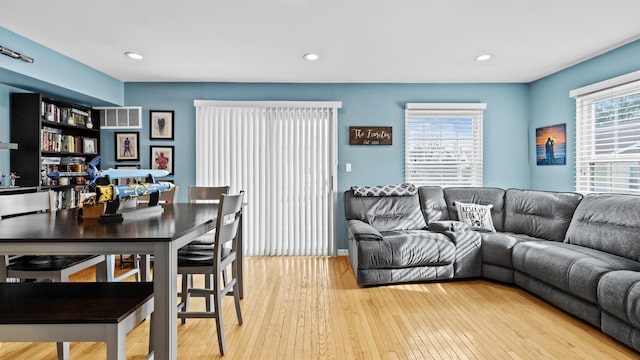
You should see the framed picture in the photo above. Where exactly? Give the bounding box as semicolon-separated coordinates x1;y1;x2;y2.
536;123;566;165
83;137;98;154
151;145;174;175
115;132;139;161
150;110;174;140
115;164;141;186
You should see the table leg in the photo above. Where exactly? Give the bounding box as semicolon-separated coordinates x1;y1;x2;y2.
152;242;178;360
140;255;151;281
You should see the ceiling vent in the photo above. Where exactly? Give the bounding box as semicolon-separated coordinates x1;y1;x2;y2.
94;106;142;129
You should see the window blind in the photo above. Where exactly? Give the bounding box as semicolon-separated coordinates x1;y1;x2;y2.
194;100;340;256
405;103;486;187
574;79;640;194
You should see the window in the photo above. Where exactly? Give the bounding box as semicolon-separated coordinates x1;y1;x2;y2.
573;73;640;194
405;103;486;187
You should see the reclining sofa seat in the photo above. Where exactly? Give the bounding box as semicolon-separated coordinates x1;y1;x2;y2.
347;185;640;353
345;186;481;286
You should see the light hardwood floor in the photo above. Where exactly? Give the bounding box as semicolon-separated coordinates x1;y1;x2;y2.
0;256;637;359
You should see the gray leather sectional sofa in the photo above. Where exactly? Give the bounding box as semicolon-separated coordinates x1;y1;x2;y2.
345;185;640;352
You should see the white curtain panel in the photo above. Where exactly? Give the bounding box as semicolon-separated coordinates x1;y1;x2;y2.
194;101;340;256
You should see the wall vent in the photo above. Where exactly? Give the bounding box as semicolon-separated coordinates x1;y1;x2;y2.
94;106;142;129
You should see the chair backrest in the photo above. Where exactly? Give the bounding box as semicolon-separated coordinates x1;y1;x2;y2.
188;186;230;204
214;191;245;260
0;191;53;218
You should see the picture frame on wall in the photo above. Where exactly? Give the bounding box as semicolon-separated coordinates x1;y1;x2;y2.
150;145;174;175
150;110;174;140
536;123;566;165
82;137;98;154
115;132;139;161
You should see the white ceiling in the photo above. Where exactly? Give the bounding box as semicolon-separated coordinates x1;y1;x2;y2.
1;0;639;84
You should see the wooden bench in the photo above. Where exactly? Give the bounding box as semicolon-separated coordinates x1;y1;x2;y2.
0;282;154;360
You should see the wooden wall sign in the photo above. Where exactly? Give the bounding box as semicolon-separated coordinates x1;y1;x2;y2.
349;126;392;145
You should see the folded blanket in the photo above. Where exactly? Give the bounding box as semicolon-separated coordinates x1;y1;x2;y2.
351;183;417;197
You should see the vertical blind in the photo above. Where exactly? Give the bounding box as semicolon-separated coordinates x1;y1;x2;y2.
573;77;640;194
405;103;486;187
194;101;341;256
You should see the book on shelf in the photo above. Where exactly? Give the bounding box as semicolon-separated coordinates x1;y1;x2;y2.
41;102;91;127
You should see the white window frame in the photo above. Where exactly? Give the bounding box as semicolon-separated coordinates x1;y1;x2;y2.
405;103;486;187
571;70;640;194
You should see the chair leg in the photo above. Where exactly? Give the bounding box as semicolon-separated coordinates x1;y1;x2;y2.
56;341;69;360
180;274;190;324
233;281;243;325
205;274;213;311
214;291;226;355
148;313;154;355
232;263;243;325
95;259;108;282
133;255;141;282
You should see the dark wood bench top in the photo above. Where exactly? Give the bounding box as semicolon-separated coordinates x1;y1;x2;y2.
0;282;153;324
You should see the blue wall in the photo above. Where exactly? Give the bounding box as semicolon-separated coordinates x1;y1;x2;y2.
0;27;124;106
114;82;531;249
2;25;638;250
529;39;640;191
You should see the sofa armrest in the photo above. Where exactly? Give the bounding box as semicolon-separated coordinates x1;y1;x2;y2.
347;220;383;241
428;220;471;233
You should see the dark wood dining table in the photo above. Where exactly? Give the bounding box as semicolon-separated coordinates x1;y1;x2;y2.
0;202;244;360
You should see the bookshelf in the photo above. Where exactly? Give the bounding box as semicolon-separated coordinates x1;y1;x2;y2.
10;93;100;208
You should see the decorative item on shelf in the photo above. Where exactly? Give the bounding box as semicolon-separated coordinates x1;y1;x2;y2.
86;114;93;129
10;173;19;187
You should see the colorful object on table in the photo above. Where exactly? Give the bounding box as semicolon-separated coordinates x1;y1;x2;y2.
95;182;175;203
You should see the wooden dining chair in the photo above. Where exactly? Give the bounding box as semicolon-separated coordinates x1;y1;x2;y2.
177;191;244;355
0;191;107;282
178;186;230;312
116;186;180;279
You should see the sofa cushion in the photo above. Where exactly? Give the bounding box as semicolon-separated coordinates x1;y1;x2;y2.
417;186;449;225
344;190;426;232
598;270;640;328
504;188;582;241
356;230;455;269
513;241;640;303
443;187;505;231
480;232;543;268
565;193;640;262
351;183;417;197
347;220;383;241
455;202;496;232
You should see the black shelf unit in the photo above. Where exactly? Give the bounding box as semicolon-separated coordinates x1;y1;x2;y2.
10;93;100;197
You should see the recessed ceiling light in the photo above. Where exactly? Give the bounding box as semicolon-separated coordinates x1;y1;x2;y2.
303;53;319;61
124;51;144;60
475;54;492;62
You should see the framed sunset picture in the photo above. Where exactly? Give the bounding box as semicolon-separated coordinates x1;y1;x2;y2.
536;123;566;165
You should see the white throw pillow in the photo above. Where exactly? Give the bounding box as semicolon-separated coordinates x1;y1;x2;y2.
454;202;496;232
